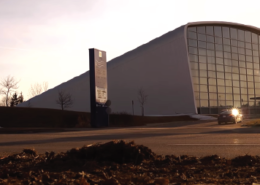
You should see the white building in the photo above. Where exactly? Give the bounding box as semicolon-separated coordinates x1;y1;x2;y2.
18;21;260;115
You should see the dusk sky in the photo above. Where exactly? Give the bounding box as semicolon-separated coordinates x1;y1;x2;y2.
1;0;260;100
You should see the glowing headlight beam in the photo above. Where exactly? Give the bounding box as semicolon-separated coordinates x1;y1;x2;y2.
232;108;239;116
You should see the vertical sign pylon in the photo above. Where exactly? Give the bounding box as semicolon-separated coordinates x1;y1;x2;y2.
89;48;108;127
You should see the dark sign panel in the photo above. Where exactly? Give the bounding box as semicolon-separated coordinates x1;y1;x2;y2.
94;49;107;104
89;48;108;127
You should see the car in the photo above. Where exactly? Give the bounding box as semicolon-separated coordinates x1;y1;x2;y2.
217;108;243;125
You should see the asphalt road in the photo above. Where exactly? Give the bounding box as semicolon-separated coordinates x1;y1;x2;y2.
1;120;260;158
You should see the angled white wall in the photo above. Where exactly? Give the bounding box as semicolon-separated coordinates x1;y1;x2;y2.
107;25;196;115
18;24;197;115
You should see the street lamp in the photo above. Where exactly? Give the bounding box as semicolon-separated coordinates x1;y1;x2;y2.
218;95;221;113
132;100;134;115
207;77;210;114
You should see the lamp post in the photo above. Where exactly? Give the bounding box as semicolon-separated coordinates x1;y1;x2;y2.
241;98;244;117
132;100;134;115
218;95;221;113
207;77;210;114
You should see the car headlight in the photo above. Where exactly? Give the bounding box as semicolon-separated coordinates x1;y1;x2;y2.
232;108;239;116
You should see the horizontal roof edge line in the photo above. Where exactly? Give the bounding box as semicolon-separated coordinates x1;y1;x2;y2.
186;21;260;34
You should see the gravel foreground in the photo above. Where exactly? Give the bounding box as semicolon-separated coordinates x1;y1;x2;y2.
1;140;260;185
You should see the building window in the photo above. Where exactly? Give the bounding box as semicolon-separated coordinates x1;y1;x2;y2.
188;25;260;112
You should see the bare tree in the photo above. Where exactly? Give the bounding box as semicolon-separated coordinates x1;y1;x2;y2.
0;96;10;106
0;76;20;107
0;98;4;106
137;87;148;116
42;81;48;91
28;81;49;98
56;90;73;110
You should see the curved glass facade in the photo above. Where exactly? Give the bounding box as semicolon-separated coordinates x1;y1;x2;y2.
187;25;260;114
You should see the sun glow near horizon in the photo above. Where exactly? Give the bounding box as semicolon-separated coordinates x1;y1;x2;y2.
1;0;260;100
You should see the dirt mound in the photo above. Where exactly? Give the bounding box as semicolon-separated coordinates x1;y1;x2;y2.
200;154;223;164
66;140;155;164
1;140;260;184
232;154;260;166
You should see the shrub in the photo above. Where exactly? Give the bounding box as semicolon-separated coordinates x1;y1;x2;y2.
76;115;91;128
109;112;134;126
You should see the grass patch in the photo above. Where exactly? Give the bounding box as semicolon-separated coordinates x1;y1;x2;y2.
0;106;90;128
109;113;198;127
0;107;198;129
